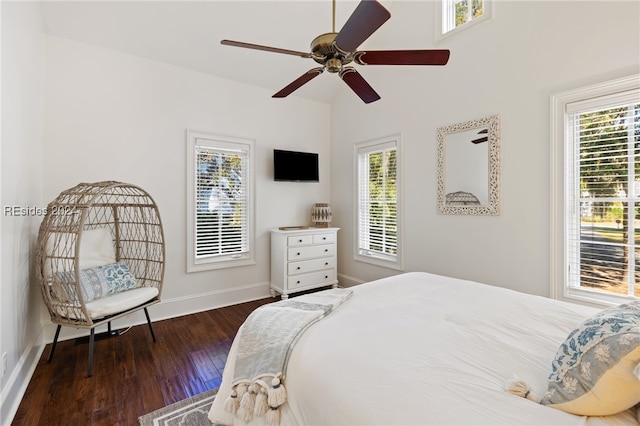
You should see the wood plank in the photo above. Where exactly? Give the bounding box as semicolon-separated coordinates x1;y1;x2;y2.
11;297;272;425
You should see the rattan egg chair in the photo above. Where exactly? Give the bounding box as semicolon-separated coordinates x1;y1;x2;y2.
36;181;165;376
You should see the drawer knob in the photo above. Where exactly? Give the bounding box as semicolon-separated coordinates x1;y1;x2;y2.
297;267;301;270
298;239;303;243
325;275;328;279
324;249;328;252
297;252;301;256
325;262;329;266
297;280;301;284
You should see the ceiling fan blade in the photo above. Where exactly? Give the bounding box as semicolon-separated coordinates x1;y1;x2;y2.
355;49;451;66
471;129;489;144
339;67;380;104
221;39;311;58
334;0;391;52
273;68;324;98
471;136;488;144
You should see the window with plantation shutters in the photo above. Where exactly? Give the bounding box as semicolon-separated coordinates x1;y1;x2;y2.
551;76;639;305
186;131;255;272
355;135;403;270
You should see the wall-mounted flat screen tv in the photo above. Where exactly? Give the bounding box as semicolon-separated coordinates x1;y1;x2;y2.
273;149;319;182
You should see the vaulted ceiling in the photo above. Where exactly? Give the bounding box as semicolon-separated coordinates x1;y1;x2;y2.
38;1;435;104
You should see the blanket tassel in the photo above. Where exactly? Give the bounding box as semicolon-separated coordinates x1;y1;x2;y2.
505;376;540;403
254;387;269;416
223;389;239;414
268;377;287;407
237;383;261;423
266;406;281;426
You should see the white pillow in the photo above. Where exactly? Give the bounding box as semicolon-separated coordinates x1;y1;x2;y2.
45;228;116;280
46;228;115;267
77;228;116;269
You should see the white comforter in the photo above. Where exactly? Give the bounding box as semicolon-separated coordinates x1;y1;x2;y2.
210;272;638;425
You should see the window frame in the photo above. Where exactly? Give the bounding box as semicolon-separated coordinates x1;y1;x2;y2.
550;75;640;306
186;130;256;272
353;134;404;271
435;0;493;42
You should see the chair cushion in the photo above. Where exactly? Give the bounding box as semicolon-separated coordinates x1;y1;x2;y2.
85;286;159;319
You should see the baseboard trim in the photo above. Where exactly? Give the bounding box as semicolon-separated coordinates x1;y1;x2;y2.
0;327;45;426
337;272;365;288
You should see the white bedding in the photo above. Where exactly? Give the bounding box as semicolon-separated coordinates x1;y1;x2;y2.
210;272;638;425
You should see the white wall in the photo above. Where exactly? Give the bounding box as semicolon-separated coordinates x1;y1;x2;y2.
1;2;46;424
330;1;640;293
42;35;331;337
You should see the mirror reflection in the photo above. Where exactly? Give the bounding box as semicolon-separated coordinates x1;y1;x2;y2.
445;127;489;205
437;115;500;215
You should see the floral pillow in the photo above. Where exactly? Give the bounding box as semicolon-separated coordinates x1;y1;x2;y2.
56;262;139;303
541;301;640;416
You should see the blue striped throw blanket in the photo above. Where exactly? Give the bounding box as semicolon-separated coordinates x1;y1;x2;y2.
223;288;353;425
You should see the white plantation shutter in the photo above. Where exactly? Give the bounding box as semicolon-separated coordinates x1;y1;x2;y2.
565;90;639;298
187;131;255;272
356;136;402;269
195;144;249;258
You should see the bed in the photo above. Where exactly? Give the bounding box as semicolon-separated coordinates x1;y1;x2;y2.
209;272;639;425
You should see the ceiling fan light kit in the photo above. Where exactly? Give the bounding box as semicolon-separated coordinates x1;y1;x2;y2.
221;0;450;104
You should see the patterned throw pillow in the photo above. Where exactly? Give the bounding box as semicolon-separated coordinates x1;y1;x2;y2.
56;262;139;303
541;301;640;416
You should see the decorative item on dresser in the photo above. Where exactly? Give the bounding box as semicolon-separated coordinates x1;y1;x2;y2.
311;202;332;227
270;227;339;299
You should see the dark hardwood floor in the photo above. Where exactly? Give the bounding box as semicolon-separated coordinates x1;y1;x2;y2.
12;297;272;426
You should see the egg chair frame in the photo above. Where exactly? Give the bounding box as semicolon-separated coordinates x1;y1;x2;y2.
36;181;165;376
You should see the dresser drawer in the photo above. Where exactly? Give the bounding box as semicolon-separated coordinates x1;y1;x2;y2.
288;257;336;275
287;235;313;246
287;244;335;261
287;269;337;290
313;233;336;244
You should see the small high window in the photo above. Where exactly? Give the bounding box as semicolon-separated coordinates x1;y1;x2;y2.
437;0;492;40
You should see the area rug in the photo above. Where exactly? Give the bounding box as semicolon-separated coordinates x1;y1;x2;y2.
139;388;219;426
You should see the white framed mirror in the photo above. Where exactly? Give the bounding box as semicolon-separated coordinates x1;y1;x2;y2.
437;114;500;215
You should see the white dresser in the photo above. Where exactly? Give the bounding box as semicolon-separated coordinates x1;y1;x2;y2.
270;227;339;299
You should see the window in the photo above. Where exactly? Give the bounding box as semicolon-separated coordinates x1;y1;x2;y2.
355;135;403;270
551;75;639;305
437;0;492;40
186;130;255;272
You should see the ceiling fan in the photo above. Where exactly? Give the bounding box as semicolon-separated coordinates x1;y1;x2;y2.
221;0;450;104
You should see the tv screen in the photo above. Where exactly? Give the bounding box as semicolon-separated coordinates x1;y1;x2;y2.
274;149;319;182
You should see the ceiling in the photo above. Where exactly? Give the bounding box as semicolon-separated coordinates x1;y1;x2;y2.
39;0;421;104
